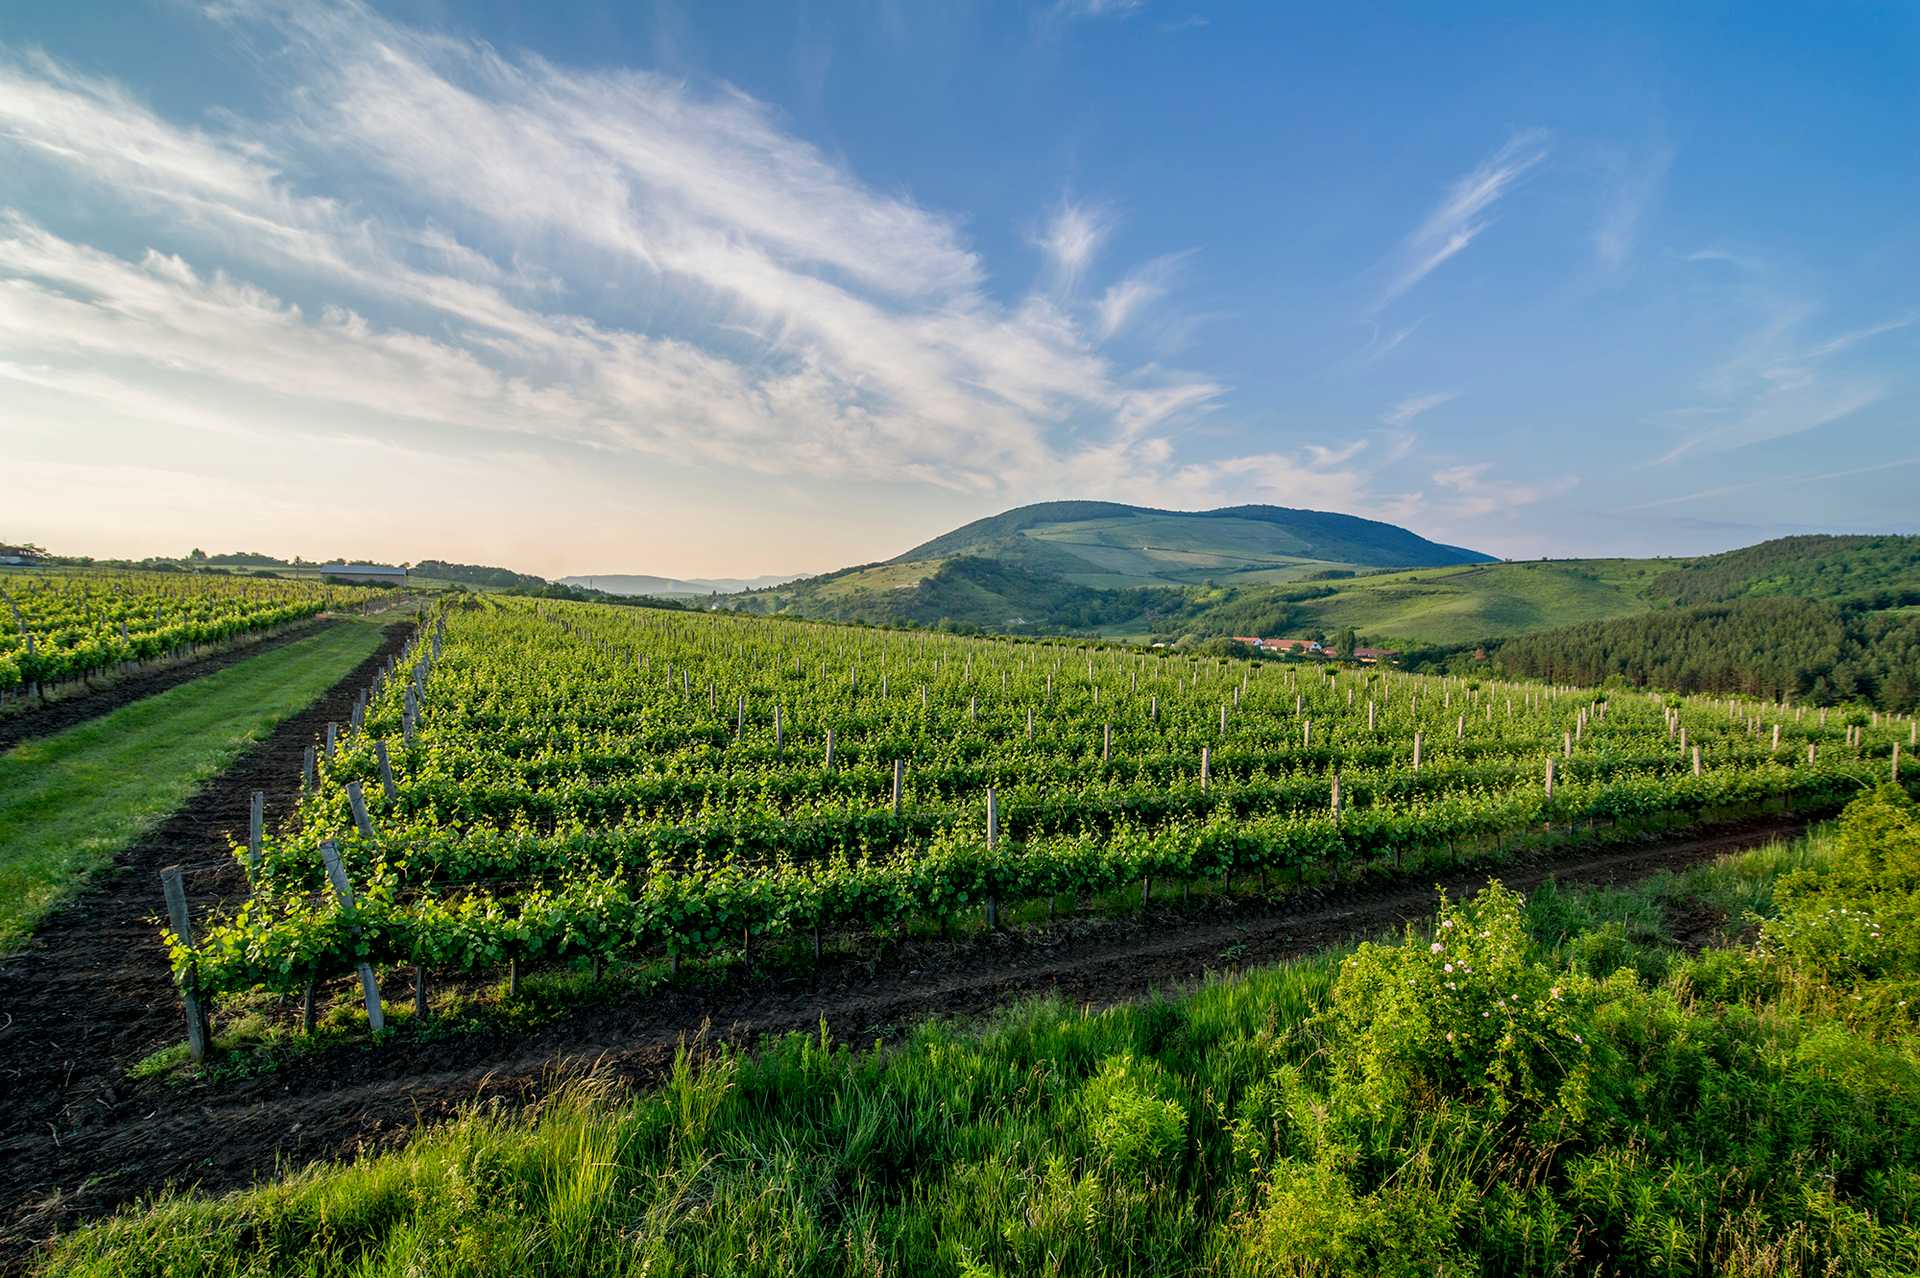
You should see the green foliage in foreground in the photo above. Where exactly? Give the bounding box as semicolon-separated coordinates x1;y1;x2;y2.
0;622;387;951
48;790;1920;1276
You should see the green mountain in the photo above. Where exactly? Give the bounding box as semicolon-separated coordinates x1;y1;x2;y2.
892;500;1494;588
724;513;1920;683
724;501;1497;634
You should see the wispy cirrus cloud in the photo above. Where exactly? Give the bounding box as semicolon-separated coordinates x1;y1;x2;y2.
1649;264;1909;466
1045;0;1148;23
1431;461;1575;518
1382;390;1458;428
1619;455;1920;512
1036;199;1115;291
1094;250;1190;338
1372;130;1551;312
0;3;1245;511
1591;135;1672;273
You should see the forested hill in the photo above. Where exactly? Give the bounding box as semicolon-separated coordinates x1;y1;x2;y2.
1487;598;1920;711
1646;534;1920;608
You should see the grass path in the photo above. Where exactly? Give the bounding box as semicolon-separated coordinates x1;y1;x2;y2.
0;620;386;951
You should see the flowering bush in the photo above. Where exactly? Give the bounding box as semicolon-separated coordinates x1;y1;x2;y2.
1321;881;1594;1121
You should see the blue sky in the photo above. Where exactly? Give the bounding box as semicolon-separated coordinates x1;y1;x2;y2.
3;1;1915;577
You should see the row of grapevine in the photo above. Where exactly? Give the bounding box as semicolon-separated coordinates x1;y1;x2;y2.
171;595;1917;1012
0;569;388;693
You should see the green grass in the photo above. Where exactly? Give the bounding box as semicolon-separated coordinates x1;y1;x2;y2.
44;792;1920;1276
0;621;387;951
1297;558;1668;647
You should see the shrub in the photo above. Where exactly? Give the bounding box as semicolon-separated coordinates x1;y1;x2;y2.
1079;1053;1187;1178
1320;882;1594;1122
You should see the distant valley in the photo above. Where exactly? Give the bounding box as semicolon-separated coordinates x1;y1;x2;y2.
558;573;801;596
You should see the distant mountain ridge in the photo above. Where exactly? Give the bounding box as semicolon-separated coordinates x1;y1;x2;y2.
720;499;1499;635
891;501;1494;587
560;573;801;597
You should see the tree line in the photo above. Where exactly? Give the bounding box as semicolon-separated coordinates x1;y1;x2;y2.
1480;598;1920;711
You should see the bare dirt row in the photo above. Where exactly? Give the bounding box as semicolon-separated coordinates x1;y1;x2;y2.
0;622;413;1261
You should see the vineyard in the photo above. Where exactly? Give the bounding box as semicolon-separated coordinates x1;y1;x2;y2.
0;570;384;695
167;595;1918;1022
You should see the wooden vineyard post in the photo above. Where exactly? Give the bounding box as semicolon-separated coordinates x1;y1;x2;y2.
1200;745;1211;791
1809;742;1817;765
159;867;210;1063
1693;745;1702;777
985;787;1000;930
1564;730;1572;759
1026;707;1034;740
348;781;375;839
1330;768;1342;823
1894;742;1902;782
325;722;337;760
774;704;784;756
1303;720;1311;749
1412;731;1422;773
1545;757;1555;799
318;841;384;1032
824;729;835;770
1457;714;1465;742
247;790;265;875
892;759;904;817
1368;700;1375;731
376;739;397;801
1771;724;1780;754
301;744;316;793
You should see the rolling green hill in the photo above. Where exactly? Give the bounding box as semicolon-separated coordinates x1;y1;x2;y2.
892;501;1494;587
1644;534;1920;608
724;507;1920;667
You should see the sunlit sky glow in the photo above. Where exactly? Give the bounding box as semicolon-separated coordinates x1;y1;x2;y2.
4;1;1915;577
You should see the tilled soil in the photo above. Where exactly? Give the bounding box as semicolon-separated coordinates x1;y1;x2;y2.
0;774;1801;1269
0;622;413;1264
0;621;337;755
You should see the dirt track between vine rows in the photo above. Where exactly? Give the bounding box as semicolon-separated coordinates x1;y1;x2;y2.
0;619;340;755
0;621;414;1265
0;741;1805;1272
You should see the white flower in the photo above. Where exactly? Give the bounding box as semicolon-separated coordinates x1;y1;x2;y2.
1430;942;1445;954
1444;963;1454;973
1447;1032;1455;1042
1573;1034;1583;1044
1482;1011;1490;1019
1442;919;1455;929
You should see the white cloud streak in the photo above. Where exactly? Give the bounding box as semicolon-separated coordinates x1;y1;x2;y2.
1037;199;1115;292
1374;130;1550;311
0;8;1241;508
1381;390;1458;428
1591;137;1671;272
